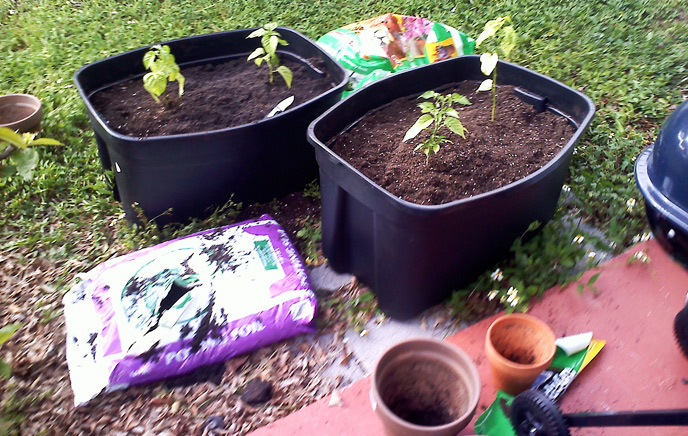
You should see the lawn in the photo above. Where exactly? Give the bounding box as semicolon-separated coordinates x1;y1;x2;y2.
1;0;687;434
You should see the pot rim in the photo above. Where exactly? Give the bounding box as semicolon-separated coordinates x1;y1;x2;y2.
371;338;481;431
0;93;42;127
486;313;556;369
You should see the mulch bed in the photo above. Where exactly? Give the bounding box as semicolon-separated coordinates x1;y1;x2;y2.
0;191;360;435
330;81;576;205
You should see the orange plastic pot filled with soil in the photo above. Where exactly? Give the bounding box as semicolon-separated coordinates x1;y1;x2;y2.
371;338;480;436
485;313;556;395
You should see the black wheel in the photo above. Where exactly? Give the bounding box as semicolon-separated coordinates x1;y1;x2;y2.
510;389;571;436
675;299;688;360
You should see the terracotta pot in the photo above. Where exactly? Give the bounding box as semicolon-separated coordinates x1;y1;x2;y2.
0;94;43;132
371;338;481;436
485;313;556;395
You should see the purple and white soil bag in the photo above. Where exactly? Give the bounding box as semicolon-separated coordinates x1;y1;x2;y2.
63;215;316;406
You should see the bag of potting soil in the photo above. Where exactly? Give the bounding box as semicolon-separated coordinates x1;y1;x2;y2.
317;13;475;97
63;215;316;406
474;335;606;435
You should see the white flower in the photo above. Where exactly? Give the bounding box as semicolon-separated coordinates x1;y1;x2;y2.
490;268;504;282
562;184;571;193
507;287;518;296
632;234;641;243
587;251;596;260
487;290;499;301
573;235;585;244
510;296;520;307
359;329;369;337
641;232;651;241
626;198;636;212
632;250;650;263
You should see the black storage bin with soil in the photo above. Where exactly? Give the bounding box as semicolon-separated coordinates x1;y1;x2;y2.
307;55;595;319
75;27;347;224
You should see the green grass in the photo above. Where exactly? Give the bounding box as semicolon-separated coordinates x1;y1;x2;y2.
1;1;687;312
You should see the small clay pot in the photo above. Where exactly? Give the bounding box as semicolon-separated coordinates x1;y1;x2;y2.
0;94;43;132
371;338;481;436
485;313;556;396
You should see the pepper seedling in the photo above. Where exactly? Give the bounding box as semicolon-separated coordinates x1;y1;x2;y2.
403;90;471;165
475;16;517;121
142;44;185;105
0;127;63;180
247;23;293;88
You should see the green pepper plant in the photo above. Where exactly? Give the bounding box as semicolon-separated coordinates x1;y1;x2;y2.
142;44;185;105
475;16;517;121
247;23;293;88
0;127;63;180
403;90;471;164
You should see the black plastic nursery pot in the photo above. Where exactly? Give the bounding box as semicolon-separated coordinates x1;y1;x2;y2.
635;100;688;268
307;55;595;320
74;28;347;224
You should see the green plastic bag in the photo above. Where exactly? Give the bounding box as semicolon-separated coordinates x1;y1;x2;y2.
317;13;475;97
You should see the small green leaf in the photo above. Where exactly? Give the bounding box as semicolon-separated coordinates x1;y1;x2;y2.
247;27;266;38
254;57;264;66
403;114;434;142
418;102;435;112
419;90;438;99
0;164;17;177
451;94;472;105
276;65;293;88
143;50;157;69
28;138;63;147
561;257;575;268
0;324;20;345
587;271;602;286
0;127;26;149
445;108;460;119
0;360;12;379
445;117;467;138
480;52;499;76
527;221;541;232
247;47;265;62
267;34;278;56
500;26;517;59
11;147;39;180
478;79;493;92
475;16;507;47
143;71;166;102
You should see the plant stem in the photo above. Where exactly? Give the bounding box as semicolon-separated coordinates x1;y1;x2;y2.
0;144;16;161
491;68;497;122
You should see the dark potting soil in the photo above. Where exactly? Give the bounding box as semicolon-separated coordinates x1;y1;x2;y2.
0;105;34;123
330;81;576;205
90;56;337;137
381;358;466;426
497;346;536;365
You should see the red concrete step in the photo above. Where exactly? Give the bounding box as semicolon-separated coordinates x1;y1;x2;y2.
249;240;688;435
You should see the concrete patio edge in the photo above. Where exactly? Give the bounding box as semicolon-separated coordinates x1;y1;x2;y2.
249;240;688;435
